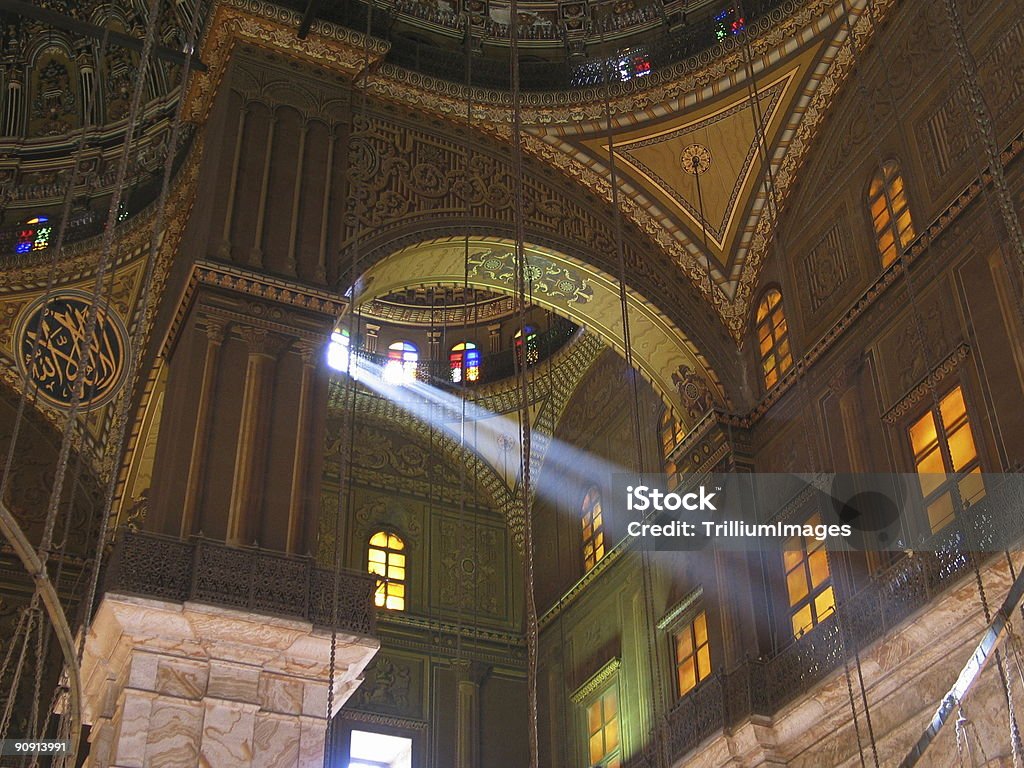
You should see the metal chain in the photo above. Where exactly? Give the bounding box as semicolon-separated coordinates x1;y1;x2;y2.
38;0;163;564
939;0;1024;272
508;0;541;761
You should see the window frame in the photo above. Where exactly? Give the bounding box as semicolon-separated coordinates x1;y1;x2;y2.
867;159;916;268
367;529;408;611
514;326;539;368
581;486;606;573
449;341;480;383
903;381;985;535
670;607;712;698
782;511;836;640
579;681;622;768
753;287;793;391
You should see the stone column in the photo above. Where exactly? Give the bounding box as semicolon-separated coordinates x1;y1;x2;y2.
452;660;488;768
181;316;228;538
250;112;278;268
81;595;379;768
287;340;319;554
227;327;291;546
218;104;249;260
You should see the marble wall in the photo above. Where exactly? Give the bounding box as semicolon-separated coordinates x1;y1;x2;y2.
81;594;379;768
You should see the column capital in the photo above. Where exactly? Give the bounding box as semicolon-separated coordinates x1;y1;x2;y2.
294;337;324;366
237;326;293;359
451;658;490;686
202;316;230;345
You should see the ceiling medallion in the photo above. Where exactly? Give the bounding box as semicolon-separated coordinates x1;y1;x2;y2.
680;144;712;175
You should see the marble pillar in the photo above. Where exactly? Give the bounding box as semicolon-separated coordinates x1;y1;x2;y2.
81;594;379;768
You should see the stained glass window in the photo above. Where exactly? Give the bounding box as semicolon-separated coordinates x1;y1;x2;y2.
582;487;606;572
15;216;51;254
368;531;406;611
384;341;418;385
327;329;351;372
514;326;539;368
714;7;745;40
449;342;481;383
756;289;792;389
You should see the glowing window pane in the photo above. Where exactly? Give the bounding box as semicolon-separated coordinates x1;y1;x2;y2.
674;609;711;697
869;161;915;267
908;385;983;533
755;289;791;390
785;515;834;639
15;216;50;254
449;342;481;384
581;487;605;571
367;531;407;611
586;689;620;766
386;341;419;385
514;327;539;367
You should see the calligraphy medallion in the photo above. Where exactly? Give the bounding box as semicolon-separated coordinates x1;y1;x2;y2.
16;292;129;408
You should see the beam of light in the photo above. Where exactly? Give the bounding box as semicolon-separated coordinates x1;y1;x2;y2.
326;349;633;506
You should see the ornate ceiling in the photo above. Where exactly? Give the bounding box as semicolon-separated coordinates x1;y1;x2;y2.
180;0;894;340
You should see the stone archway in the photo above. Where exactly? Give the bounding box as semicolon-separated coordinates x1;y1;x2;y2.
355;236;722;427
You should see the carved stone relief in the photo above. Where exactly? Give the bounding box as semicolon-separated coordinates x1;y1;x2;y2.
436;519;503;617
798;220;855;318
348;654;420;718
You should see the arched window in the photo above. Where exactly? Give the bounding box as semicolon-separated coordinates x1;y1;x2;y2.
661;410;684;488
755;289;792;389
514;326;539;368
449;342;481;383
384;341;418;385
15;216;51;254
869;160;915;268
581;487;605;572
368;531;406;611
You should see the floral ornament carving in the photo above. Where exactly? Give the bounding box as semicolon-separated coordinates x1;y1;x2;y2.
438;520;500;615
350;656;413;713
468;249;593;305
672;364;715;421
354;498;422;546
32;59;76;135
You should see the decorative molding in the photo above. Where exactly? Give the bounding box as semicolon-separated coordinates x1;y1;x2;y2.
183;0;388;125
882;344;971;425
160;260;346;359
570;656;621;705
657;587;704;632
340;709;428;731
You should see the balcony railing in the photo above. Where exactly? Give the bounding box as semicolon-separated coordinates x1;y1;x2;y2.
623;474;1024;766
104;530;377;636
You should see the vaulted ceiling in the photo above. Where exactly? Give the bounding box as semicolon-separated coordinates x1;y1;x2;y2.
185;0;893;340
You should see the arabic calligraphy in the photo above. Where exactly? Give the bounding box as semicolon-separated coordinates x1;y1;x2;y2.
19;296;127;407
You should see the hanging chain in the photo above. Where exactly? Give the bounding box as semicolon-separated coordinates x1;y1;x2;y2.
939;0;1024;272
325;0;377;760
